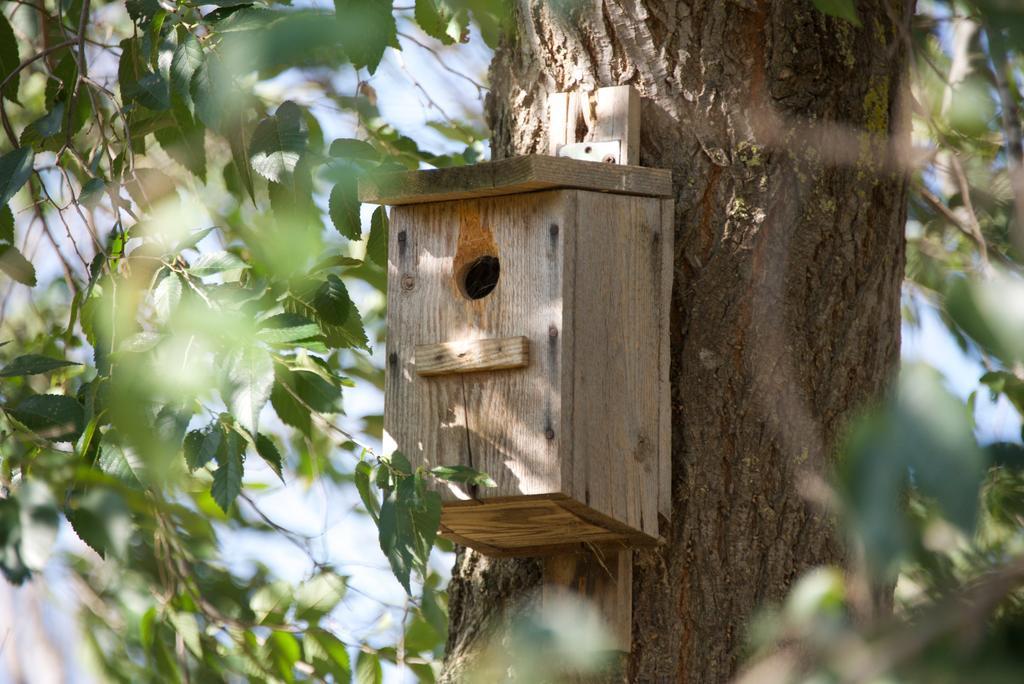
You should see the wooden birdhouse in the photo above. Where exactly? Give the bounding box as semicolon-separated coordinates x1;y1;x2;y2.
361;87;673;561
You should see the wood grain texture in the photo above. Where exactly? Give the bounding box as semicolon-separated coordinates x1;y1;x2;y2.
548;86;640;165
544;548;633;651
359;154;671;205
384;192;569;504
415;336;529;376
384;186;671;552
569;191;665;539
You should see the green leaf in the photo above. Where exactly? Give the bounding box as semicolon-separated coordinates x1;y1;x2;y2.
20;103;66;151
167;611;203;658
171;226;215;253
152;273;183;324
355;651;382;684
270;377;313;436
268;631;301;681
0;13;20;102
314;274;354;325
171;32;204;105
66;488;132;559
0;203;12;243
329;138;380;161
0;354;79;378
304;628;351;682
334;0;396;73
184;423;222;471
154;96;207;181
255;433;284;480
0;148;33;207
96;436;144;484
285;278;369;351
0;245;36;286
294;571;347;621
256;313;320;344
135;71;171;111
190;55;224;132
212;429;244;513
414;0;467;45
225;346;275;434
251;579;293;623
811;0;861;26
188;250;248;277
429;465;496;488
329;177;361;240
249;100;308;183
78;178;107;209
367;206;388;267
126;0;160;25
354;460;379;522
6;394;84;442
227;119;257;203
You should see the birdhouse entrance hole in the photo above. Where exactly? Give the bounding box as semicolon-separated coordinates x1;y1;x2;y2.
459;255;500;300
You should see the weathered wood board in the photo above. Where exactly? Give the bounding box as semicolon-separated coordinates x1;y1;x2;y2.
382;177;672;551
360;154;671;206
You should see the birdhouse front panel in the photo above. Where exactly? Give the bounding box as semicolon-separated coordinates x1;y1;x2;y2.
384;191;569;502
366;155;673;556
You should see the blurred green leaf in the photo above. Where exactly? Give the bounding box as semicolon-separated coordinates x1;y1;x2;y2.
333;0;397;73
188;250;248;277
0;13;20;102
225;346;275;434
295;571;347;622
249;101;308;183
355;650;383;684
212;428;244;513
0;147;33;206
329;176;361;240
430;464;496;488
255;433;284;480
329;138;380;161
367;206;388;267
304;628;351;681
184;423;222;472
0;244;36;286
0;354;79;378
6;394;85;442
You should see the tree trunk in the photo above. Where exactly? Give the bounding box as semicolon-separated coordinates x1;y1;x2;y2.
443;1;913;681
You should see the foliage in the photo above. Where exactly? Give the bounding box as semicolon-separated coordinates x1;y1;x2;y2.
0;0;501;679
737;2;1024;682
5;0;1024;681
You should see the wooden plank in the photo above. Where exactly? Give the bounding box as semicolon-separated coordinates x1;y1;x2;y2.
547;91;570;156
594;86;641;165
384;193;569;501
415;336;529;376
658;198;674;526
570;191;664;539
359;155;672;205
543;548;633;651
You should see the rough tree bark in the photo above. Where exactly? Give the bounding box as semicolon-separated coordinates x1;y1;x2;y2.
443;1;913;681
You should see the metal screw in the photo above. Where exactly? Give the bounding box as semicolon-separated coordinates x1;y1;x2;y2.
548;325;558;339
401;274;415;291
545;428;556;440
549;223;559;238
602;154;616;164
397;231;407;243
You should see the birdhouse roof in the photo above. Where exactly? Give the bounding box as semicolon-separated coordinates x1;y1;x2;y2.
358;154;673;206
